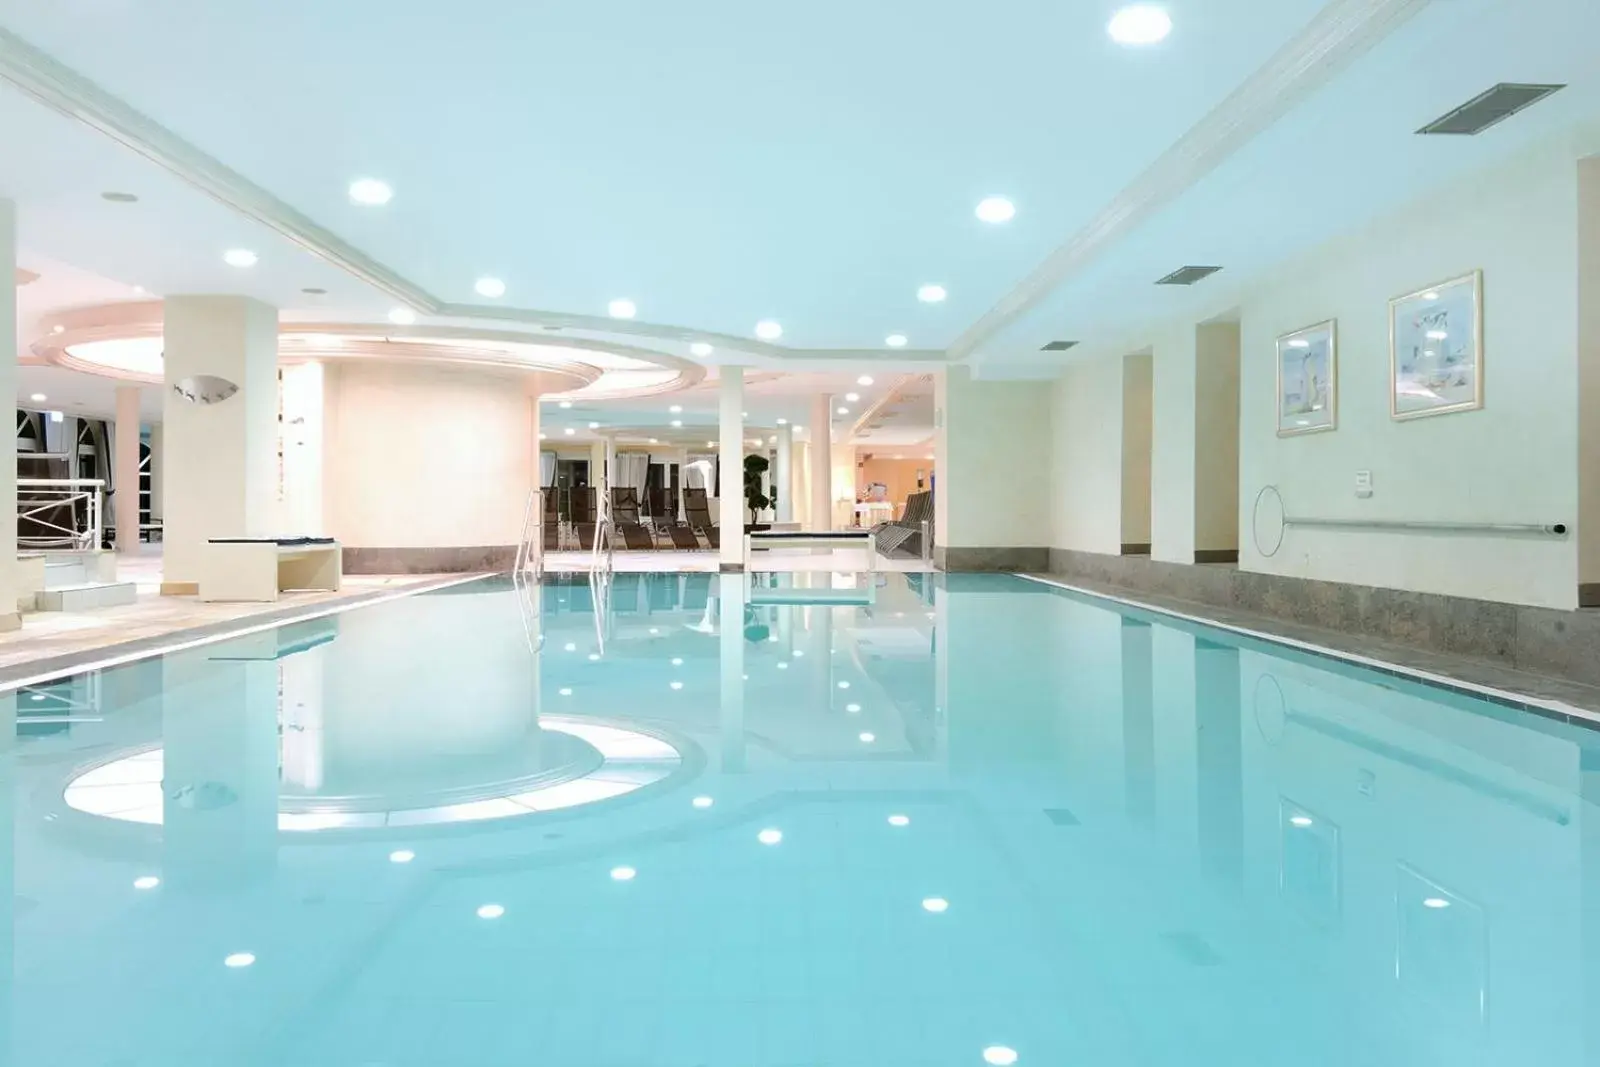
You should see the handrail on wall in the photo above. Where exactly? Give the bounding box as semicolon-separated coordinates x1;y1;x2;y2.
1252;485;1567;558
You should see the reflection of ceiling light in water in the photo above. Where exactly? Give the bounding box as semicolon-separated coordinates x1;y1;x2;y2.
563;643;576;652
838;681;850;689
588;653;600;661
1422;897;1451;909
922;898;949;913
669;681;683;690
1426;329;1448;340
792;650;804;658
1288;815;1313;828
670;657;684;666
776;661;788;670
133;876;161;889
982;1047;1018;1066
758;828;783;845
224;953;256;968
692;796;714;809
888;814;910;827
859;732;876;743
610;866;637;881
477;904;506;920
558;688;573;697
1423;350;1436;358
846;703;861;713
389;850;416;864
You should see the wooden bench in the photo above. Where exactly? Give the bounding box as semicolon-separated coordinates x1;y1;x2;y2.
199;538;342;603
745;530;876;572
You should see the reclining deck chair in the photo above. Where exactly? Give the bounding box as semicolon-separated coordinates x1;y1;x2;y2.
684;487;719;550
609;487;657;550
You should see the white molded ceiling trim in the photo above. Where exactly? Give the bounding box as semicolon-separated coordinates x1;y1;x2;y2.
948;0;1434;360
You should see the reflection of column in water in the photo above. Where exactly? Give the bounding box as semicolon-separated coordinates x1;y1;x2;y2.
162;635;280;889
807;600;833;717
1581;746;1600;1064
718;573;746;773
279;641;326;791
1121;618;1155;820
0;692;14;1067
1195;638;1244;888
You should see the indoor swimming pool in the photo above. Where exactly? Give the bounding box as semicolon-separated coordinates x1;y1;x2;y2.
5;570;1598;1066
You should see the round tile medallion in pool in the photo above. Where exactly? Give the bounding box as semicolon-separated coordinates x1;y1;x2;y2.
61;718;684;830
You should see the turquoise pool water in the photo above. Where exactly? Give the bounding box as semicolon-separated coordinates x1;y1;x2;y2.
5;571;1597;1066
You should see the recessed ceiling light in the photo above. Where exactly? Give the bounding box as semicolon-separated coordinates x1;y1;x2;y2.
588;421;600;429
50;324;64;335
475;277;506;298
131;285;145;294
389;850;415;864
564;428;576;436
982;1047;1018;1066
755;320;783;341
558;687;573;696
707;440;716;448
845;703;861;713
670;680;684;690
610;866;637;881
859;732;876;743
975;197;1016;224
648;437;659;444
559;400;573;409
133;875;160;889
837;406;849;415
1108;3;1172;45
101;191;139;203
671;657;684;666
476;904;506;920
845;392;860;402
692;796;714;809
690;342;714;357
671;420;683;428
886;334;908;348
669;404;683;413
223;249;258;268
776;418;788;426
857;375;874;386
29;393;46;402
758;828;783;845
917;284;947;304
922;897;950;913
348;178;393;206
888;814;910;827
388;307;417;325
224;952;256;968
838;681;851;689
608;298;637;319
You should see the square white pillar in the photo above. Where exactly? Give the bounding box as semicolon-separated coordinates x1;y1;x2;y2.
114;385;143;553
0;203;18;630
161;296;280;595
775;423;794;523
719;368;745;568
279;362;326;535
809;394;832;531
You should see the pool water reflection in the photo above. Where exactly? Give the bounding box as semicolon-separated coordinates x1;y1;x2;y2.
3;571;1599;1066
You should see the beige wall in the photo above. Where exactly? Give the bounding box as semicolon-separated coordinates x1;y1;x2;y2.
936;366;1052;549
1193;322;1241;555
1121;352;1153;549
323;362;536;549
1051;357;1123;555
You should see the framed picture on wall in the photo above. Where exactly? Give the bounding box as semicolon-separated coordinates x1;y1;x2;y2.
1390;271;1483;420
1276;319;1337;436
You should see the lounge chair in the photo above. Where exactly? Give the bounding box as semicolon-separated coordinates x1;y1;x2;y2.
610;487;657;550
684;488;719;550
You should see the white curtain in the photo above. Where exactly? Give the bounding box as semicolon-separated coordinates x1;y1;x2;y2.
685;456;713;491
540;451;557;487
616;453;649;494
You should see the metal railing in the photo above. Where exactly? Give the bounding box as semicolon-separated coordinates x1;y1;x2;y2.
512;488;545;655
591;490;615;573
18;478;105;551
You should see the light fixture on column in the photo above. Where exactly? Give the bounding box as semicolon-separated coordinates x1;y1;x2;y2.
1108;3;1172;45
348;178;394;205
388;307;417;325
29;393;46;402
172;375;240;405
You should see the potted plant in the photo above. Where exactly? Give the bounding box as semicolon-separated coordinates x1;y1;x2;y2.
743;453;771;533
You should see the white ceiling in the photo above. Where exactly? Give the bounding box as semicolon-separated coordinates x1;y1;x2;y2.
2;0;1598;417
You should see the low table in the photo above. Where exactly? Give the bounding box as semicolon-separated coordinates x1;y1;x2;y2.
745;529;877;572
199;538;342;603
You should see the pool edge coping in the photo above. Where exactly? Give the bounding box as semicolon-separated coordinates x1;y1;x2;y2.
0;573;492;693
1014;572;1600;732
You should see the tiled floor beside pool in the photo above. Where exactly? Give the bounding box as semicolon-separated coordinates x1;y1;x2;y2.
6;570;1598;1066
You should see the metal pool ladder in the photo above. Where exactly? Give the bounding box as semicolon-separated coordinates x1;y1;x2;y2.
512;488;545;654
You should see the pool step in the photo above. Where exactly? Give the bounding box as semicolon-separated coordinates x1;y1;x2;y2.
35;582;139;612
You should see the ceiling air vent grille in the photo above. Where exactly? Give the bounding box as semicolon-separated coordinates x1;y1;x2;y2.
1040;340;1078;352
1156;265;1222;286
1417;83;1565;136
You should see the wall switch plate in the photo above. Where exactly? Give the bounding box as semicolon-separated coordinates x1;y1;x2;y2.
1355;470;1373;498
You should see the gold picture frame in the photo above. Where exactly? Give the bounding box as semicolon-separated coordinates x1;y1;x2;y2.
1276;319;1338;436
1389;270;1484;420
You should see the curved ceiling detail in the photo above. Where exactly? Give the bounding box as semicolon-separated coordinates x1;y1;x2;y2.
60;717;688;833
28;300;707;399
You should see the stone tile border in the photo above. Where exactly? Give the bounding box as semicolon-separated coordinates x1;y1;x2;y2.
0;573;489;692
1019;571;1600;729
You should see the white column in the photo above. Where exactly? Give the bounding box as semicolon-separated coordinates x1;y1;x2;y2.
604;434;617;515
0;202;17;630
161;296;279;594
114;385;143;553
719;367;745;568
718;572;746;771
809;394;832;531
279;362;325;535
775;423;794;523
589;439;606;503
